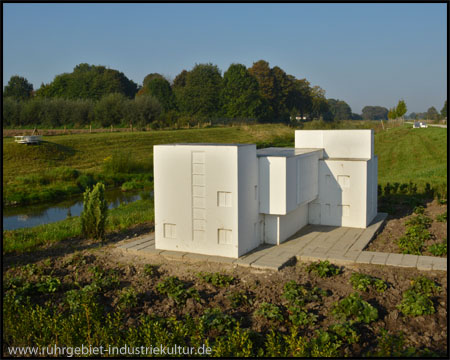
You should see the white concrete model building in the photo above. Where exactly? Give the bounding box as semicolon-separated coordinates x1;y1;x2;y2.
154;130;378;258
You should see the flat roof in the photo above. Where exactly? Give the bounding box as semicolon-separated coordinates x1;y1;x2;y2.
257;147;323;158
154;143;254;147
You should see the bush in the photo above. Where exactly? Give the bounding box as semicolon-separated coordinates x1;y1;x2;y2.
306;260;341;278
435;211;447;222
197;272;234;287
396;276;440;317
349;272;387;293
156;276;200;305
428;241;447;256
76;173;96;190
255;302;284;322
331;293;378;324
397;290;435;317
80;182;108;241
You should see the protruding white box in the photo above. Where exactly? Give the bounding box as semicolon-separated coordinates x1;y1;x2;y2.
295;130;374;159
257;148;322;215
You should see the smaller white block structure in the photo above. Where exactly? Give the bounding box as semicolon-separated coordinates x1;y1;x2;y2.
154;130;378;258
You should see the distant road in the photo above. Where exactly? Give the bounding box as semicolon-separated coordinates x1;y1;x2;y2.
405;121;447;128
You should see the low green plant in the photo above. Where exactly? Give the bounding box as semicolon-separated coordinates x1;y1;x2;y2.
413;205;425;214
331;292;378;324
428;241;447;256
349;272;387;292
435;211;447;222
282;280;327;306
328;322;360;344
405;214;432;227
65;284;100;312
396;276;440;317
80;182;108;242
255;302;284;322
118;287;138;309
156;276;200;305
89;265;120;290
287;307;317;327
396;289;435;317
409;276;441;296
366;329;415;357
144;264;159;277
36;276;61;293
397;235;424;255
227;291;253;308
197;272;234;287
200;308;237;333
306;260;341;278
397;219;431;255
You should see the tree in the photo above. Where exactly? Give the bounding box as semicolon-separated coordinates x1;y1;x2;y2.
271;66;294;121
361;106;388;120
36;63;138;100
351;113;363;120
426;106;439;121
81;182;108;242
248;60;277;119
142;73;165;87
388;107;397;120
441;100;447;119
173;70;188;89
327;99;352;121
395;99;407;121
310;86;330;121
94;93;129;126
126;95;162;128
286;78;313;121
3;75;33;100
175;63;222;118
138;77;175;112
220;63;267;119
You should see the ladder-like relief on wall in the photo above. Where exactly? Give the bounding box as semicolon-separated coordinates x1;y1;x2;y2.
164;223;177;239
192;151;206;242
218;229;232;245
217;191;232;207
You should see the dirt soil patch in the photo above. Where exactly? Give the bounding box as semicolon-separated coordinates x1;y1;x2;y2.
367;199;447;256
3;223;448;356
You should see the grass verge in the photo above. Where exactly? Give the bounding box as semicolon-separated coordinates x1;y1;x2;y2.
3;199;154;255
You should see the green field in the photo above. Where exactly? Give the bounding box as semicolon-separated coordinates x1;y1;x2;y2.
375;126;447;191
3;123;447;207
3;124;294;206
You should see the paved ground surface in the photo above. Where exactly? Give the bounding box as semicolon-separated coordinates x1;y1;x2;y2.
117;213;447;272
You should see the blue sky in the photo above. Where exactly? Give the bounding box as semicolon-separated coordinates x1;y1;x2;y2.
3;3;447;114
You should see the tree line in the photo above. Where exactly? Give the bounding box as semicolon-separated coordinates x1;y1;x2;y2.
3;61;446;128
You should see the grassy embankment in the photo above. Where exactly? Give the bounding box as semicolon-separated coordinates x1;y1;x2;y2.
3;124;294;207
3;123;447;255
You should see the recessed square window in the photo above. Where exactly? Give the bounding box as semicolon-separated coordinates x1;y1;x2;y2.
217;191;232;207
218;229;232;245
338;175;350;188
164;223;176;239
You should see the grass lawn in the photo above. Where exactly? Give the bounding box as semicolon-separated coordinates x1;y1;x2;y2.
375;126;447;191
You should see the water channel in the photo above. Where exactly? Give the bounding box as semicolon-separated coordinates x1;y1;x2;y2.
3;189;147;231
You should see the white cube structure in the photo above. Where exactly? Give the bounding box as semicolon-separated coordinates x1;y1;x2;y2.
154;130;378;258
154;144;259;258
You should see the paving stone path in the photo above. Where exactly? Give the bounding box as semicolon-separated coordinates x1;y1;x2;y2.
117;213;447;272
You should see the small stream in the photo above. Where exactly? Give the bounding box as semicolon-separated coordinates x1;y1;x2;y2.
3;189;148;231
